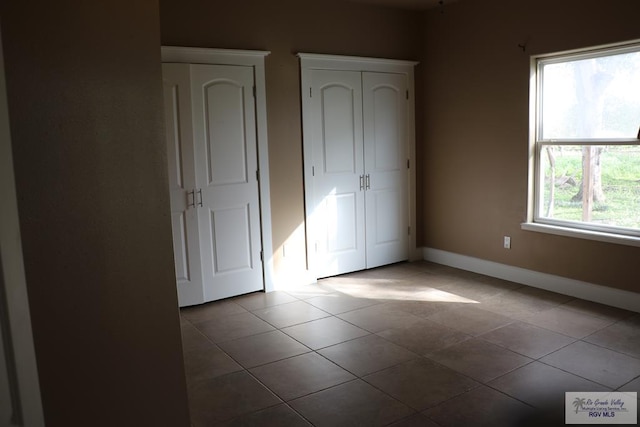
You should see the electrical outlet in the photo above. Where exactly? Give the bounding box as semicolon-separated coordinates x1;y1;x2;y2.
503;236;511;249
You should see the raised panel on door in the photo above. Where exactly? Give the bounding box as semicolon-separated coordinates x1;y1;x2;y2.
190;64;263;302
310;69;365;277
162;63;204;307
363;72;409;268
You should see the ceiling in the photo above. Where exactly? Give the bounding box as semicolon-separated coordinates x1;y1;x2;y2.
344;0;459;10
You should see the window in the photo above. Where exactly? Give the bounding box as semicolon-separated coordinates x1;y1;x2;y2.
528;41;640;241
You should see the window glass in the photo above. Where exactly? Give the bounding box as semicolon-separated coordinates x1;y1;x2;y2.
540;51;640;140
539;145;640;230
533;42;640;237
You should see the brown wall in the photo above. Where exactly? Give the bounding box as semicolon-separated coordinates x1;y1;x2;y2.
422;0;640;292
160;0;423;283
0;0;190;425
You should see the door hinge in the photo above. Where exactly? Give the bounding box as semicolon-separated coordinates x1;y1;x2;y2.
407;159;410;169
309;87;312;98
253;86;256;98
256;170;260;181
406;90;409;100
260;250;263;261
312;166;315;176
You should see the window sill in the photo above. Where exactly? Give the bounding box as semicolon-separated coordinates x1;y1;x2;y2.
521;222;640;248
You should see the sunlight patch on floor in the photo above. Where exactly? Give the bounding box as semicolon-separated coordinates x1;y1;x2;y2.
321;278;479;303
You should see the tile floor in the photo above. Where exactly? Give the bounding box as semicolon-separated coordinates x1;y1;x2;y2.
180;261;640;426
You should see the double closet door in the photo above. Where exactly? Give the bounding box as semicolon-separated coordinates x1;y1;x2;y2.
162;62;264;307
304;66;411;278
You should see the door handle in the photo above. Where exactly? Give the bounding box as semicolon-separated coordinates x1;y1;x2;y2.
359;175;365;191
196;189;203;207
187;190;195;208
365;174;370;190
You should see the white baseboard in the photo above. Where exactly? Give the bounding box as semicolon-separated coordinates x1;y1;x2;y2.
423;248;640;313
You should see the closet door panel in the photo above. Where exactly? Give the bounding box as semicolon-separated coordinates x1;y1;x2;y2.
363;72;409;268
162;63;205;307
191;64;263;302
310;69;366;277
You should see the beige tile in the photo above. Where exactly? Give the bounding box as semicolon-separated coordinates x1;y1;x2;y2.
480;321;576;359
480;293;545;319
188;371;281;426
252;300;330;328
619;376;640;393
427;305;513;336
424;385;538;427
387;413;440;427
216;404;311;427
285;283;335;300
233;291;298;311
512;286;574;306
217;330;310;368
584;316;640;359
520;306;613;339
338;303;423;333
377;319;471;355
561;299;636;322
181;323;215;353
329;280;436;302
383;300;460;318
183;345;242;385
343;262;422;281
318;334;418;376
436;277;517;301
249;352;355;401
489;361;610;421
282;316;369;350
482;286;574;318
475;275;522;291
364;358;479;410
289;379;414;426
195;311;275;343
429;338;532;383
180;263;640;426
305;294;381;315
181;300;247;323
541;341;640;389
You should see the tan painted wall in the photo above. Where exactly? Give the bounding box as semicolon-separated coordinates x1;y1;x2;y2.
422;0;640;292
159;0;423;284
0;1;190;425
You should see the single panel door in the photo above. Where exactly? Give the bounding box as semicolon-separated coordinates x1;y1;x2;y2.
190;64;264;302
309;69;366;277
363;72;409;268
162;63;204;307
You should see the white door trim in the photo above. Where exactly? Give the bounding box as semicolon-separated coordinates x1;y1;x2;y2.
298;53;420;280
162;46;275;293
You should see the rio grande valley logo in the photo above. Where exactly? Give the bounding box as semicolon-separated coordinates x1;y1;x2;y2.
566;392;637;424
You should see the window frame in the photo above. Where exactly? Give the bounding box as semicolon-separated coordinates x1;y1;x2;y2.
525;40;640;245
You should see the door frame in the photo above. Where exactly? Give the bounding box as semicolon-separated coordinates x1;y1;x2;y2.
298;53;420;279
162;46;275;293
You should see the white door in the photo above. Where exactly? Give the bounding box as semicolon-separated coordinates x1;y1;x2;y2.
190;64;264;302
363;72;409;268
309;69;366;277
308;70;409;278
163;63;264;306
162;64;204;307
